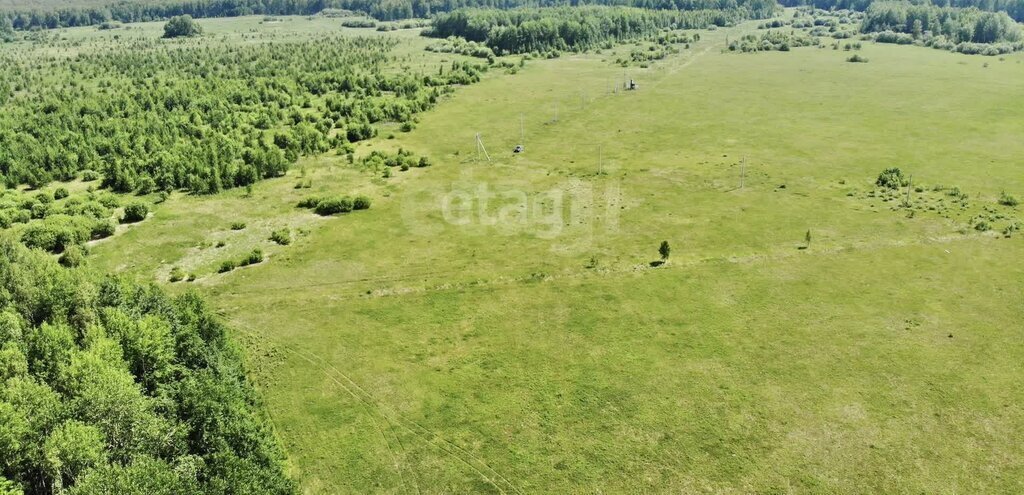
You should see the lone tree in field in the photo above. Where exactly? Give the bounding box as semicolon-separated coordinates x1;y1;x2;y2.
659;241;671;261
163;15;202;38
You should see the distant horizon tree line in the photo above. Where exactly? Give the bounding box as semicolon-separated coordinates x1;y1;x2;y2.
5;0;988;31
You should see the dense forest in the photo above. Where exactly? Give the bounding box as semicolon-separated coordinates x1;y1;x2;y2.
0;35;486;192
778;0;1024;22
0;237;294;494
0;0;780;29
427;6;762;54
860;1;1022;43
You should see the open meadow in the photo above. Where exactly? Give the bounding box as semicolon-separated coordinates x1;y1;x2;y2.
1;6;1023;493
68;15;1024;493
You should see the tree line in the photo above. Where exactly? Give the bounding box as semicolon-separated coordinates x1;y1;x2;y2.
0;237;294;494
778;0;1024;22
0;34;486;193
0;0;780;30
861;1;1021;44
426;6;768;54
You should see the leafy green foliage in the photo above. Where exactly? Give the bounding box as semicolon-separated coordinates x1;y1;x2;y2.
313;197;353;216
875;167;908;190
169;266;186;282
162;14;201;38
728;29;818;52
778;0;1024;22
0;239;294;494
862;2;1023;54
0;0;782;30
269;229;291;246
239;248;264;266
0;35;485;193
120;202;149;224
58;245;86;268
428;6;769;55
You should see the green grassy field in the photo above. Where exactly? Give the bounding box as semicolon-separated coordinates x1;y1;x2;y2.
79;16;1024;493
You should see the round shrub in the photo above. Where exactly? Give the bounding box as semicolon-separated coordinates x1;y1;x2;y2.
121;201;149;223
314;197;353;216
353;196;371;210
91;219;116;240
53;187;70;200
163;15;202;38
58;245;86;267
875;168;907;190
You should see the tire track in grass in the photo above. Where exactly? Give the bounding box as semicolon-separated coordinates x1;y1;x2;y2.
230;319;522;495
237;320;418;495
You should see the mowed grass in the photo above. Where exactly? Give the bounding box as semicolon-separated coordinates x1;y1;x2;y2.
87;18;1024;493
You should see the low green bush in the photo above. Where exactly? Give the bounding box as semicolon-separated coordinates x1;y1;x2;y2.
218;260;237;273
169;266;186;282
121;201;149;223
314;197;353;216
58;245;86;267
875;168;907;190
270;228;291;245
240;248;264;266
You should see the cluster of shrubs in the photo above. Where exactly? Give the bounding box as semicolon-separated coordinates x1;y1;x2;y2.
376;19;430;31
218;248;265;273
951;40;1024;55
298;195;372;215
359;149;431;173
654;31;698;45
728;30;818;52
426;37;496;59
619;44;679;66
341;18;377;28
19;215;115;253
0;188;142;254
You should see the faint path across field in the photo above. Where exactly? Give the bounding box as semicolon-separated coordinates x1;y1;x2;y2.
221;230;990;301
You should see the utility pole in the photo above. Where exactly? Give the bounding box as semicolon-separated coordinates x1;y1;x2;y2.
598;145;604;175
475;133;490;162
